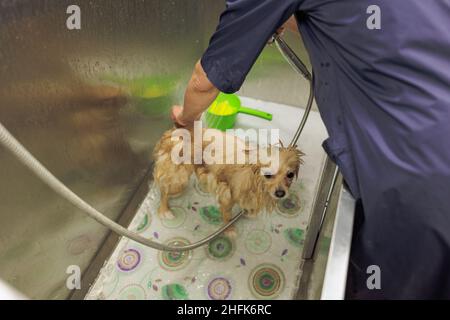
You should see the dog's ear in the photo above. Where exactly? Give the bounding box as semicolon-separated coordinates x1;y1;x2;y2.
289;147;304;179
294;163;300;179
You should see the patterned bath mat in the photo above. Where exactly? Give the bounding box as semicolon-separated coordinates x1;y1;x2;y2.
86;101;328;300
86;172;321;300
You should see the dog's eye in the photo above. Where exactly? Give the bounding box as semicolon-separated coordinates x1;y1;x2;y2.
287;172;295;179
264;174;273;179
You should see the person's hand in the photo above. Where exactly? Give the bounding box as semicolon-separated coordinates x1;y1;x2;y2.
276;25;286;37
283;15;299;34
269;16;298;44
268;26;285;44
170;105;187;128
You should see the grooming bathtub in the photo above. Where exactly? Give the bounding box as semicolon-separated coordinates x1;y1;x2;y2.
0;0;354;300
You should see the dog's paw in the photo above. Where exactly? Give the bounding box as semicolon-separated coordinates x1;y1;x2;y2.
224;225;237;238
158;209;175;220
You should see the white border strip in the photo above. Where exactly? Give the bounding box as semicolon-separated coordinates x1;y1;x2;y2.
0;279;28;300
321;188;356;300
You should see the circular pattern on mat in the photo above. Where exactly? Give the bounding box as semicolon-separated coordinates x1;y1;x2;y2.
207;277;233;300
158;238;193;271
117;248;141;272
206;235;235;261
199;206;223;225
161;206;187;229
161;283;189;300
136;213;151;233
276;193;301;217
284;228;305;247
249;264;285;300
117;284;146;300
245;230;272;254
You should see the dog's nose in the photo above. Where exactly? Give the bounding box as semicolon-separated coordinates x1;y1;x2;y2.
275;189;286;198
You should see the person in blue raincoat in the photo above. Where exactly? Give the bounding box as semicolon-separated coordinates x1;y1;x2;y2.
170;0;450;299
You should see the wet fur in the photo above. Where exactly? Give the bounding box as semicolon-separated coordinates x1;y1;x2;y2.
153;128;303;235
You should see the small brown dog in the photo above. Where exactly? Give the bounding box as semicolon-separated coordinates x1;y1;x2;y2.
153;127;303;235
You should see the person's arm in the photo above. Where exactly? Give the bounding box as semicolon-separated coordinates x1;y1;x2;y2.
171;61;219;128
172;0;303;127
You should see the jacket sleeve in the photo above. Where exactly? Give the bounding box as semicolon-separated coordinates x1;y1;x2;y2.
201;0;302;93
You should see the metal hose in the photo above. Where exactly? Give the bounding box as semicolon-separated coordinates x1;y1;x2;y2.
0;34;313;252
272;34;314;147
0;121;244;252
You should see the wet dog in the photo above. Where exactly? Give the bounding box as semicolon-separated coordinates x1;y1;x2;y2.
153;127;303;235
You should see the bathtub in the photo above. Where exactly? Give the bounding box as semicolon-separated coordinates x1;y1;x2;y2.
0;0;354;300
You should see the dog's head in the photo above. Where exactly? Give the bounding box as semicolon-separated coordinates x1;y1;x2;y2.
259;146;304;200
